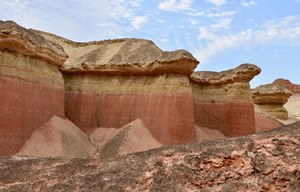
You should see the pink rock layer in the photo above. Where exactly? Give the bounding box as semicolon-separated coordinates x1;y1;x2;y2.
65;92;196;145
194;102;256;136
0;76;64;155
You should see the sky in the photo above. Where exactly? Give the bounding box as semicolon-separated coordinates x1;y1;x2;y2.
1;0;300;87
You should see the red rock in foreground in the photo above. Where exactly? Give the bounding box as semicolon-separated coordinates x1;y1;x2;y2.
0;122;299;191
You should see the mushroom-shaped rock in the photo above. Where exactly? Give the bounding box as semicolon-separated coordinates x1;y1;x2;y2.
190;64;261;137
32;30;199;75
190;63;261;85
252;83;292;120
0;20;67;66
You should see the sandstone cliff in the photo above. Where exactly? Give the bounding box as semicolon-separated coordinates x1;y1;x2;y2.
252;83;291;120
32;29;200;145
190;64;261;136
0;21;68;155
0;122;299;191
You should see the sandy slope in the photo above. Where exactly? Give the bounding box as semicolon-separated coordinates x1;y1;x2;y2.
15;116;97;158
284;94;300;120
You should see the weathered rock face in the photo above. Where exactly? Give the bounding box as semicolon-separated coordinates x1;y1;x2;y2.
34;30;199;145
273;78;300;94
0;21;68;155
190;64;261;136
0;122;299;191
252;83;291;120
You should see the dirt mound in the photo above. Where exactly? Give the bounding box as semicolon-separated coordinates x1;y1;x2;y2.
15;116;97;158
89;119;162;159
195;126;225;140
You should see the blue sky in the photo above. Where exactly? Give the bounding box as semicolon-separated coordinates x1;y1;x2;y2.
1;0;300;87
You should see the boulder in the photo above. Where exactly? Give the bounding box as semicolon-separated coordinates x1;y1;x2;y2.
190;64;261;136
252;83;291;120
35;30;199;145
0;21;68;155
1;121;299;191
15;116;97;158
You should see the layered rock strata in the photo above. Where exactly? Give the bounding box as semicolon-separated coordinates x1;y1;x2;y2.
273;78;300;94
1;122;299;191
190;64;261;136
0;21;67;155
35;30;199;145
252;83;291;120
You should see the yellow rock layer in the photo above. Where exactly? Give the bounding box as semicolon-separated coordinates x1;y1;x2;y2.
191;82;252;103
64;73;192;95
0;51;64;87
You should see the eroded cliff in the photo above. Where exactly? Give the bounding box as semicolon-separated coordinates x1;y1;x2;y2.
190;64;261;136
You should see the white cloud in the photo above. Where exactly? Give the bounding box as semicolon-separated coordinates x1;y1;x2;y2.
207;11;237;18
158;0;193;12
241;1;257;7
211;17;233;30
161;38;170;43
131;16;147;29
195;16;300;63
207;0;227;7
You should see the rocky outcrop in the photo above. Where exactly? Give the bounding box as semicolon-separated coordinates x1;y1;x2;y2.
0;21;68;155
273;78;300;94
190;64;261;136
34;30;199;146
15;116;97;158
0;122;299;191
252;83;291;120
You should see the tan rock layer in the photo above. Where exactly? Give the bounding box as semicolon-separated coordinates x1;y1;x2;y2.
191;82;252;103
64;74;192;95
0;20;67;66
0;52;64;87
189;64;261;85
33;30;199;75
252;83;291;104
252;83;291;120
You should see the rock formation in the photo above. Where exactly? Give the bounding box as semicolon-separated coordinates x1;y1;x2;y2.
0;21;68;155
273;78;300;94
0;20;262;156
190;64;261;136
34;30;199;146
252;83;291;120
0;121;299;191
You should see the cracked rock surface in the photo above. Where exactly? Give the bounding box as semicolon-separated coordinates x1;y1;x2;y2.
1;122;299;191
